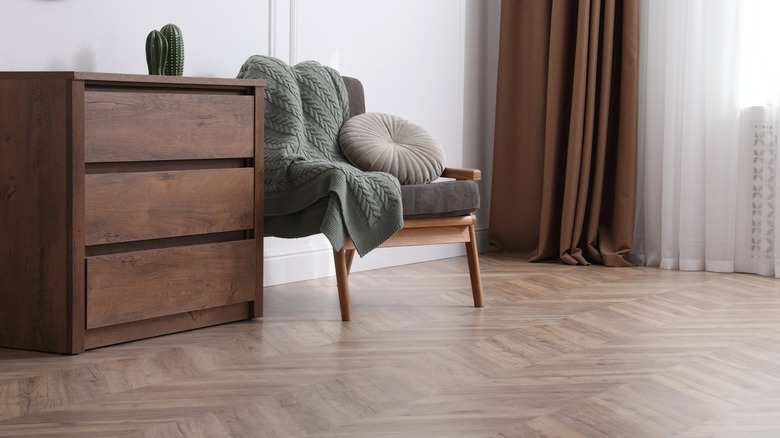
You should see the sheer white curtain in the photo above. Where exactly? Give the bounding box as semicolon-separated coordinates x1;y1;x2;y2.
633;0;780;276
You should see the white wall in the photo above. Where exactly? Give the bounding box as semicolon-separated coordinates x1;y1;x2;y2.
263;0;501;285
0;0;500;286
0;0;269;78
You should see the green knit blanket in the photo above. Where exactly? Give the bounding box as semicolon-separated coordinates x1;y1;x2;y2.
237;55;403;256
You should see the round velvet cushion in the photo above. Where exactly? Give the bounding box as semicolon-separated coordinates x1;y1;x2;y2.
339;112;446;185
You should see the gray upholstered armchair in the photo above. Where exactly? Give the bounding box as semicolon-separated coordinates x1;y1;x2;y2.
238;55;483;321
335;77;484;321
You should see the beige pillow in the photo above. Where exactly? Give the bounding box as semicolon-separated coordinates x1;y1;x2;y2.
339;112;446;185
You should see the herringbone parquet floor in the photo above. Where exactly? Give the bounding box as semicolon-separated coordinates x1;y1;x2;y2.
2;254;780;437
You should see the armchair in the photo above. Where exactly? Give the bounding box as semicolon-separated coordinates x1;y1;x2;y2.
335;77;484;321
237;55;484;321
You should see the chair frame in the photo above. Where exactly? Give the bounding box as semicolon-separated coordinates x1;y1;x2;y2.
333;167;485;321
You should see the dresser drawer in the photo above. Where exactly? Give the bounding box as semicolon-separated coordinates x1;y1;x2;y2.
86;240;256;328
85;168;254;245
84;91;255;162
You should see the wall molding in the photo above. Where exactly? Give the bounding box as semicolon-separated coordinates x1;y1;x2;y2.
288;0;299;64
267;0;277;57
266;0;296;64
455;0;466;165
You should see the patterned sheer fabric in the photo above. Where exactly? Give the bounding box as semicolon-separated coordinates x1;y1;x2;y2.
632;0;780;277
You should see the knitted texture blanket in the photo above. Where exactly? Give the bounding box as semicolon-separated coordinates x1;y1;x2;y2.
237;55;403;256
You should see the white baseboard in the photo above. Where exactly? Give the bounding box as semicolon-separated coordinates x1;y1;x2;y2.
262;227;489;287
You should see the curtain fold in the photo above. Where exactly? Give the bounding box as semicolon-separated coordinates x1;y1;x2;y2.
489;0;639;266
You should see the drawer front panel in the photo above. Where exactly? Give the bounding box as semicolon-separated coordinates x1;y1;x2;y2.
84;91;255;162
86;240;256;328
85;168;253;245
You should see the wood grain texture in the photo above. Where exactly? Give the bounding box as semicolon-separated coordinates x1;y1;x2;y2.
0;72;263;354
68;79;87;352
84;168;254;245
0;77;73;353
83;303;251;350
2;255;780;436
441;167;481;181
252;84;265;319
84;91;255;162
0;71;264;90
86;240;256;328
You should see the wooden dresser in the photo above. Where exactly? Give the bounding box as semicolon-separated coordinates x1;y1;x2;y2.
0;72;265;353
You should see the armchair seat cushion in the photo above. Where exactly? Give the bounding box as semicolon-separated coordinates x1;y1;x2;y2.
265;179;480;235
401;180;480;218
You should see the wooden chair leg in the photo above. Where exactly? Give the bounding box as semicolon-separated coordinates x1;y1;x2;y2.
333;248;352;321
345;248;356;273
465;223;484;308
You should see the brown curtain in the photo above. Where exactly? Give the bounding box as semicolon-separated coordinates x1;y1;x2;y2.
488;0;639;267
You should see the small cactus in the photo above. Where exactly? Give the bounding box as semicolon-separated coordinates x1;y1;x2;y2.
145;30;168;75
160;24;184;76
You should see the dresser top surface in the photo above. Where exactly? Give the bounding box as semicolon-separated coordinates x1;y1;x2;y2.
0;71;265;88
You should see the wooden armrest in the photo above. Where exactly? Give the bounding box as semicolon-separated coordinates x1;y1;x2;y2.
441;167;481;181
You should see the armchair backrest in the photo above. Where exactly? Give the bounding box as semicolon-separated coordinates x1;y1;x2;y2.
343;76;365;118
